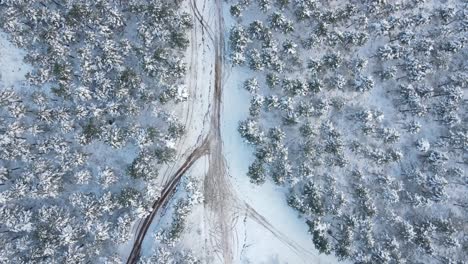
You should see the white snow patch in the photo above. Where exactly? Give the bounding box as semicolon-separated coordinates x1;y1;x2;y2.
0;31;31;88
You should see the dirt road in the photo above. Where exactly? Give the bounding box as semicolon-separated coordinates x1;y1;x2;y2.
125;0;232;262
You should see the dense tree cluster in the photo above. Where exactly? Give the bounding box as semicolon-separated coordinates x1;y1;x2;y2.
230;0;467;263
0;0;191;262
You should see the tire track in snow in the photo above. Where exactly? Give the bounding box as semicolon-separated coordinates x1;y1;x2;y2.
126;138;210;264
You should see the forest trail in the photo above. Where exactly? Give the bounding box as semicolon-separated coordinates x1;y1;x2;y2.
126;0;316;263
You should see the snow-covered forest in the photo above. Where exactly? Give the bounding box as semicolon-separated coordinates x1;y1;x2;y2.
230;0;467;263
0;0;198;262
0;0;466;263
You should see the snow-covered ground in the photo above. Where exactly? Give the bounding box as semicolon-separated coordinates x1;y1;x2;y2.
0;32;31;89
